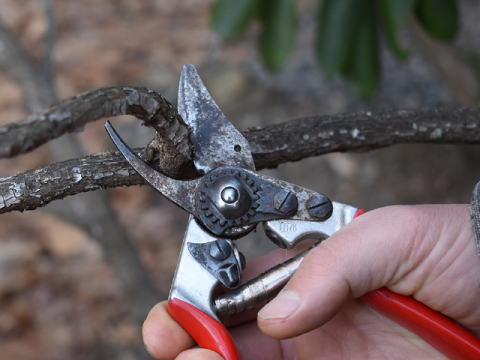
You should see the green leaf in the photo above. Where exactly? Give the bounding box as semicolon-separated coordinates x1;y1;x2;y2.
210;0;258;37
259;0;296;71
341;0;379;98
414;0;458;41
315;0;363;76
378;0;414;58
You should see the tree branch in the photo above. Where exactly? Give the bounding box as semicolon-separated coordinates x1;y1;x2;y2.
0;86;194;176
2;106;480;214
0;149;145;214
3;83;479;173
245;107;480;169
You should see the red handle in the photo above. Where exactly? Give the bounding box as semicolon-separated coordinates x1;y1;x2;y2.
362;288;480;360
167;298;240;360
354;208;480;359
166;207;480;360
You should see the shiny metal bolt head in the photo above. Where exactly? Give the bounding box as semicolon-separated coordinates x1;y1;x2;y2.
207;175;252;219
209;239;232;260
221;187;239;204
306;194;333;220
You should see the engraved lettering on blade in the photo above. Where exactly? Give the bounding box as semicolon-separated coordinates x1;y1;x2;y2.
279;221;298;233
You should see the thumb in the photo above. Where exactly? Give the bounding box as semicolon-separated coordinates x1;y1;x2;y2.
256;204;475;339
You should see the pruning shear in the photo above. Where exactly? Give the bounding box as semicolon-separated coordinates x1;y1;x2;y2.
105;65;480;360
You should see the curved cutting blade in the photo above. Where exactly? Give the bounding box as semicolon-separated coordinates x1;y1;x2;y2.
105;120;200;216
178;64;255;174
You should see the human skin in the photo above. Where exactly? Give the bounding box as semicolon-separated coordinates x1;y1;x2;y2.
143;205;480;359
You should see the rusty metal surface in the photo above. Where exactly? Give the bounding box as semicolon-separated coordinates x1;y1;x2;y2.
245;169;332;223
196;166;299;236
105;120;304;239
105;120;200;216
177;64;255;174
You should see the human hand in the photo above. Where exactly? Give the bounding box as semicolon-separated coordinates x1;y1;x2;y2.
143;205;480;359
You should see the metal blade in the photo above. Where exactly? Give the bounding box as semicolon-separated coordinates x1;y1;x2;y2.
105;120;200;216
178;64;255;174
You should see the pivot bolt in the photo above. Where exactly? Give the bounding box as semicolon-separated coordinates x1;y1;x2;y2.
207;175;252;219
221;187;239;204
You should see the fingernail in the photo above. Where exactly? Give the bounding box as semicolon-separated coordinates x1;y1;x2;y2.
258;290;300;320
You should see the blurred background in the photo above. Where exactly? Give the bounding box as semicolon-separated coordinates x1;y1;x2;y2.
1;0;480;359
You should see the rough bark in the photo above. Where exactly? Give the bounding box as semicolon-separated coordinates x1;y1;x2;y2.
2;106;480;214
3;85;479;174
0;149;144;214
245;107;480;169
0;86;194;178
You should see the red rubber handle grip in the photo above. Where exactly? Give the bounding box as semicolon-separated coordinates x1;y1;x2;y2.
362;288;480;360
354;208;480;359
167;298;240;360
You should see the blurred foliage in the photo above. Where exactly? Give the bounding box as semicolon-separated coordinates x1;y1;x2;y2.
260;0;296;71
210;0;459;99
